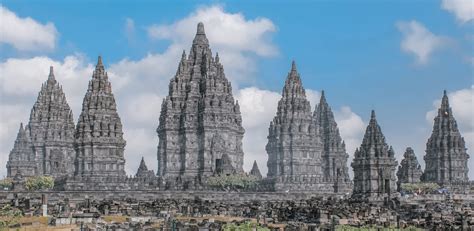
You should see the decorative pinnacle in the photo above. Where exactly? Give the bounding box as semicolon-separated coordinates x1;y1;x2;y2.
197;22;205;35
291;60;297;72
320;90;327;104
370;110;376;120
441;90;450;111
48;66;55;79
97;55;103;66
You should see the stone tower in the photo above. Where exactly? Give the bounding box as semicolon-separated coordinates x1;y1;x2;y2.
27;66;76;177
313;91;351;192
157;23;245;183
397;147;423;185
423;90;469;184
352;111;398;200
250;161;263;179
135;157;155;178
74;56;126;177
6;123;37;177
266;61;324;191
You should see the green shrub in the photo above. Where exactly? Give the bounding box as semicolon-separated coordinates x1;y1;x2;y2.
0;178;12;190
206;174;258;190
400;183;440;194
24;176;54;191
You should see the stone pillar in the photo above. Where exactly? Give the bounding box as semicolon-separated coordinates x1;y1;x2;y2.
42;194;48;216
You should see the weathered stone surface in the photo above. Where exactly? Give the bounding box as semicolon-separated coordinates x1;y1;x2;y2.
314;91;352;193
74;56;126;177
250;161;262;179
397;147;423;184
7;66;76;178
135;157;155;178
157;23;245;183
423;90;470;184
6;123;36;177
266;61;325;191
351;111;398;200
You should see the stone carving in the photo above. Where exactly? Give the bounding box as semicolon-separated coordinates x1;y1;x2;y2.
7;123;37;177
314;91;351;192
423;90;470;184
249;161;262;179
397;147;423;185
7;66;76;177
352;111;398;200
266;61;326;191
74;56;126;177
157;22;245;183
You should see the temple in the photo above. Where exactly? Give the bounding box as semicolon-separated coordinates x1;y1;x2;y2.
156;22;245;188
397;147;423;185
351;111;398;200
423;90;470;184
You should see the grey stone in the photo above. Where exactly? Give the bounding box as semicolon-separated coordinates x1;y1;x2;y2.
157;22;245;183
397;147;423;184
7;123;36;177
423;90;470;184
351;110;398;200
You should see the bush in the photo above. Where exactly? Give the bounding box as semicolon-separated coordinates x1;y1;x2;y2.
400;183;440;194
0;204;23;228
206;174;258;190
24;176;54;191
0;178;12;190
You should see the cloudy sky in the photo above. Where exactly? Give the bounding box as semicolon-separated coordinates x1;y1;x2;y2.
0;0;473;179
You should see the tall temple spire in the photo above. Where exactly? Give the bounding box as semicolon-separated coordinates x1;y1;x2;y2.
157;22;244;184
313;91;351;192
75;55;126;177
266;61;323;191
352;110;398;200
135;157;155;178
15;65;77;177
7;123;36;177
423;90;469;184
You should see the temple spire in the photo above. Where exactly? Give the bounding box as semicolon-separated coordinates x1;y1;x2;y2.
192;22;209;46
48;66;55;80
250;160;262;179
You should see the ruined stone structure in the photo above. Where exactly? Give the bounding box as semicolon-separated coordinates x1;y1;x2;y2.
250;161;262;179
157;23;245;184
352;111;398;200
423;91;470;184
6;123;36;177
6;67;76;178
74;56;126;177
266;61;329;191
135;157;155;178
397;147;423;185
314;91;352;192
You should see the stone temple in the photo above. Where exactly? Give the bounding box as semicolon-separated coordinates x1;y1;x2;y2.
314;91;352;192
397;147;423;185
74;56;126;177
4;23;470;198
156;23;245;186
423;90;470;184
7;67;76;178
352;111;398;200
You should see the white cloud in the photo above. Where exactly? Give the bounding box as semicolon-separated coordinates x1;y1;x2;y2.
147;5;278;86
441;0;474;23
426;86;474;179
0;6;58;51
396;20;447;64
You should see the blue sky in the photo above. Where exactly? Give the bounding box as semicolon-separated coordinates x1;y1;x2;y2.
1;0;473;178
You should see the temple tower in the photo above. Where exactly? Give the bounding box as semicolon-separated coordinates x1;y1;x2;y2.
423;90;469;184
313;91;351;192
27;66;76;177
74;56;126;177
157;23;245;184
266;61;323;191
397;147;423;185
6;123;37;177
351;111;398;200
